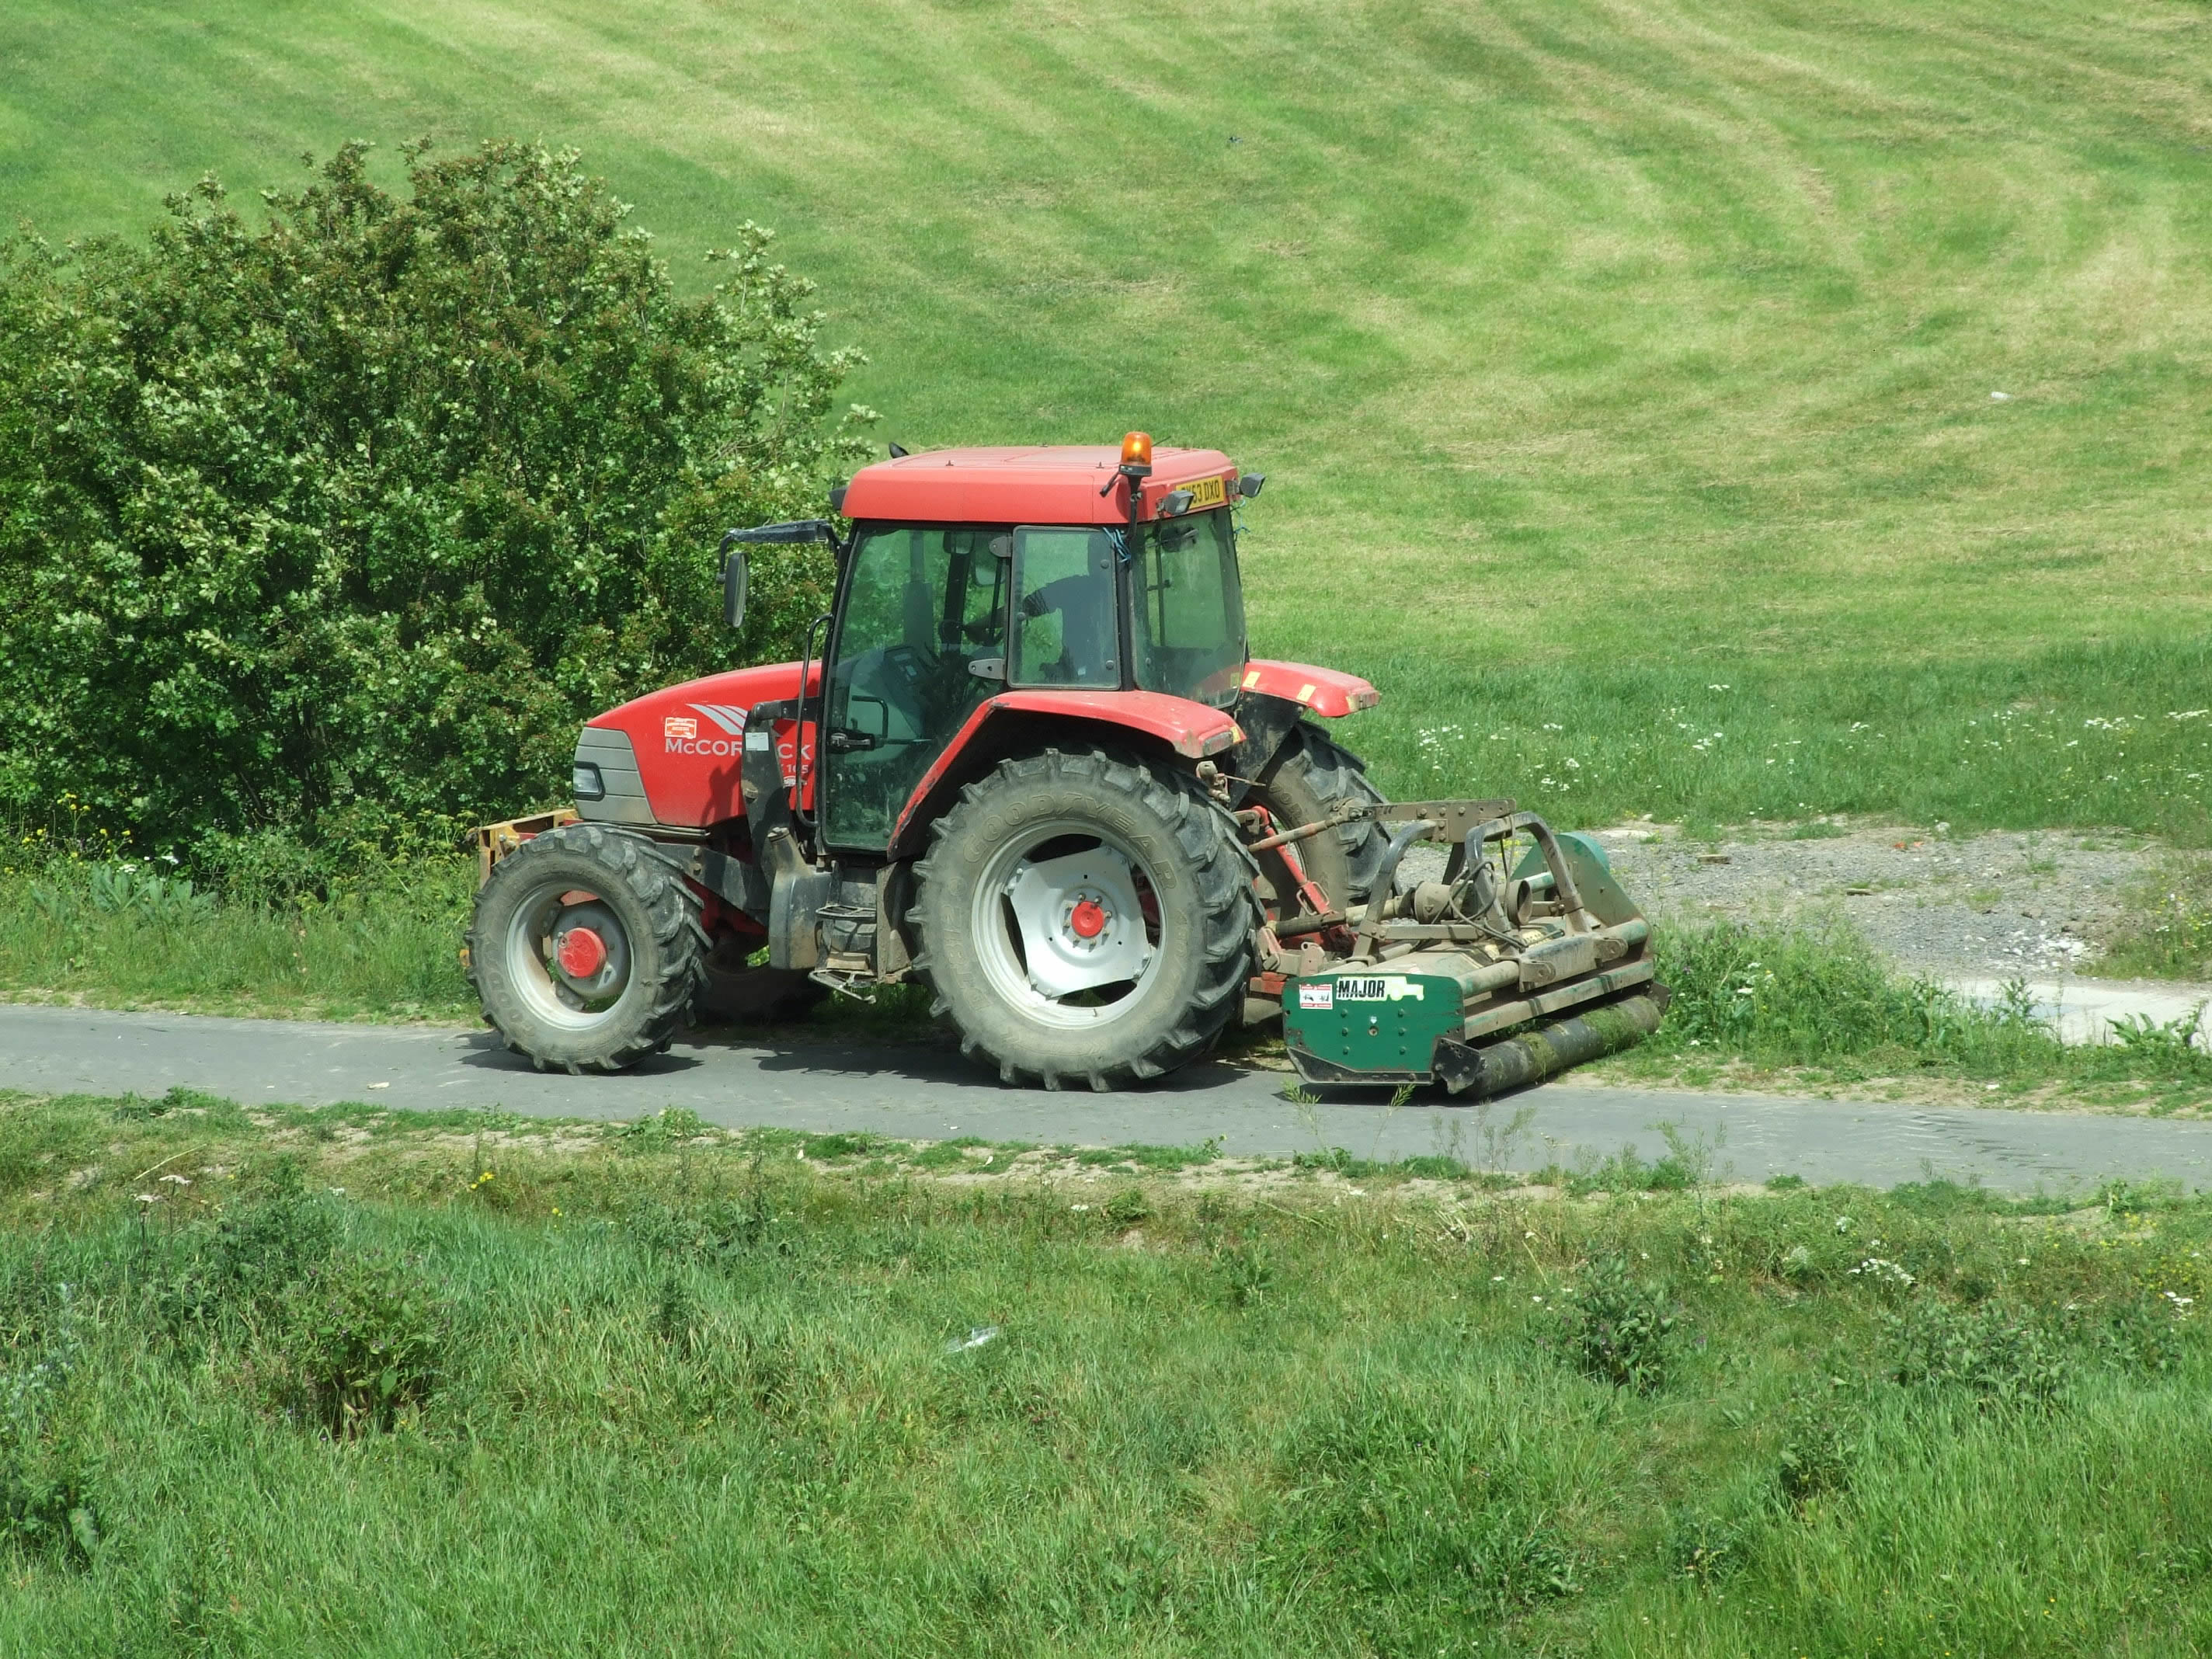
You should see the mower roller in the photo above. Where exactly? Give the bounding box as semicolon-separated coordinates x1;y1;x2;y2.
465;433;1663;1094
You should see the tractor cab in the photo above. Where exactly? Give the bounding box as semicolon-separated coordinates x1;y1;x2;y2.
819;491;1249;850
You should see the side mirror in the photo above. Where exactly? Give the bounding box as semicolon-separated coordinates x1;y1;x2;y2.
722;548;749;631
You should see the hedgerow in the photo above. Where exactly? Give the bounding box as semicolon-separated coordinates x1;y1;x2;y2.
0;140;871;863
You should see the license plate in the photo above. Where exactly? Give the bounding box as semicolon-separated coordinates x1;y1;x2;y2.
1180;475;1226;510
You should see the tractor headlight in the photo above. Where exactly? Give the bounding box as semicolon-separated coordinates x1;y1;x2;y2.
572;763;606;802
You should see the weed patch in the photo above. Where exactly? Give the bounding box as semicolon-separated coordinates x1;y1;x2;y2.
270;1252;450;1436
1887;1297;2072;1410
2099;854;2212;979
1776;1384;1862;1508
1555;1254;1678;1393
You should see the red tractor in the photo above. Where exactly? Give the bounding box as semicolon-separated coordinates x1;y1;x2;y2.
468;433;1662;1092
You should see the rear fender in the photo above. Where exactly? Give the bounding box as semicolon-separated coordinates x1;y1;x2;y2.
886;689;1240;857
1233;660;1379;717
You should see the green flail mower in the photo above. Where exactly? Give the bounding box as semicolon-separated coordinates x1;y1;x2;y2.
1264;802;1667;1096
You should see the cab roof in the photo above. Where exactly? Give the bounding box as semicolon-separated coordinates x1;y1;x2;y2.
840;444;1239;526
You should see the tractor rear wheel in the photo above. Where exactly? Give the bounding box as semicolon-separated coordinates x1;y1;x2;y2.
467;823;705;1073
1250;721;1389;913
908;750;1261;1090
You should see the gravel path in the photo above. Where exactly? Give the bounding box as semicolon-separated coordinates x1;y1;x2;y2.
1597;822;2140;981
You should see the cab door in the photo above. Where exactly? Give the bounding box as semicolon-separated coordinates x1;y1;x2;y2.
819;526;1007;850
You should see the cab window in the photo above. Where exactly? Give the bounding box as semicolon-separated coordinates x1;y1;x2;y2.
1009;527;1118;689
820;527;1007;850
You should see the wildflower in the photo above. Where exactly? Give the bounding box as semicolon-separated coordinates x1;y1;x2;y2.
1069;1203;1090;1212
134;1192;159;1205
1849;1257;1915;1288
158;1173;190;1186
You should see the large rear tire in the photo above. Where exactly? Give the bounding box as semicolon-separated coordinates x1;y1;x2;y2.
908;750;1261;1090
1250;721;1389;913
466;823;706;1073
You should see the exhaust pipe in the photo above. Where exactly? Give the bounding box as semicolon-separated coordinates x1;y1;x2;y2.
1432;988;1670;1099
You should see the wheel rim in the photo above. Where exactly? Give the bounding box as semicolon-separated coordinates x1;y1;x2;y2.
503;880;638;1031
972;818;1163;1029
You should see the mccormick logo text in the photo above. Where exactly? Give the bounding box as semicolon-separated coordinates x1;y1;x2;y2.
664;702;749;756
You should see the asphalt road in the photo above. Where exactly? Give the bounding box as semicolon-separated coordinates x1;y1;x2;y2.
4;1004;2210;1194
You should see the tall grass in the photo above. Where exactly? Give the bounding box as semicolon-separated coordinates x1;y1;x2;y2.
0;861;475;1021
0;1094;2204;1653
1638;918;2212;1099
2099;854;2212;982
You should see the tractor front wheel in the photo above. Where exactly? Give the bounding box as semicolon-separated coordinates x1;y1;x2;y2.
467;823;705;1073
909;750;1261;1090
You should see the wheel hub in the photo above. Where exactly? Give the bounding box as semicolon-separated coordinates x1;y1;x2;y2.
520;895;631;1008
555;926;608;979
1003;847;1151;997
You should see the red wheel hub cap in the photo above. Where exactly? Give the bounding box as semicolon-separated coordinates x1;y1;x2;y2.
555;926;608;979
1069;899;1108;940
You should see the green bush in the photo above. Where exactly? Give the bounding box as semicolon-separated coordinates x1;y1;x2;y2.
1555;1254;1678;1393
273;1252;450;1436
0;140;871;855
1886;1296;2071;1411
151;1160;341;1340
1776;1385;1860;1508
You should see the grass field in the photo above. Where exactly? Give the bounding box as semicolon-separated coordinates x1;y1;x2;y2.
5;0;2210;836
0;1091;2207;1654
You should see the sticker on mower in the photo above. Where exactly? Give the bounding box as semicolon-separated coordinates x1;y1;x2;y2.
1298;983;1335;1010
1333;976;1425;1003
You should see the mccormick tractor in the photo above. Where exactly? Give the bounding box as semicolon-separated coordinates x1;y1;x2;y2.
467;434;1664;1093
